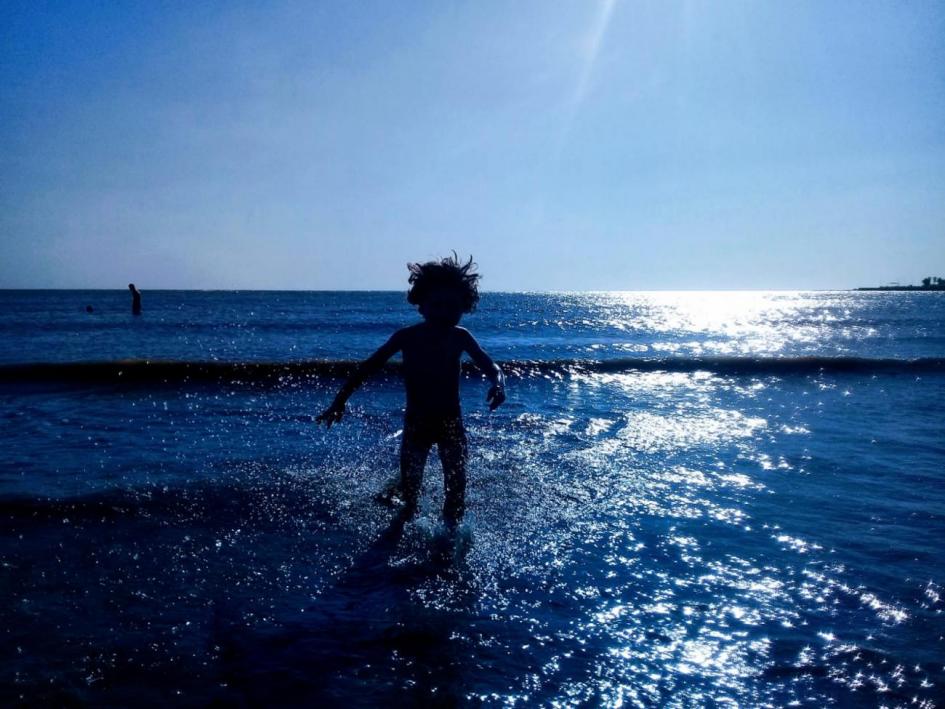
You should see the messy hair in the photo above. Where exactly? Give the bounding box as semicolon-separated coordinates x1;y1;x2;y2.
406;252;481;313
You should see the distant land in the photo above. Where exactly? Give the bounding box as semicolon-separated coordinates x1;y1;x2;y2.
855;276;945;291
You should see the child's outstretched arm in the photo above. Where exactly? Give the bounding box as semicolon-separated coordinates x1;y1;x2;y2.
316;330;403;428
460;329;506;411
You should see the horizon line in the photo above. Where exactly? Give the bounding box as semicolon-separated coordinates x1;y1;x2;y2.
0;287;890;293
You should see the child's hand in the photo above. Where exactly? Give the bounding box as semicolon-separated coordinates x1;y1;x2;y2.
486;384;506;411
316;402;345;428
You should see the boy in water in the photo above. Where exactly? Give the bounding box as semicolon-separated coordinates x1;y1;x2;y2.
316;254;505;528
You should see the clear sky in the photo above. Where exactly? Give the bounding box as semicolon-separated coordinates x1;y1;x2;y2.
1;0;943;290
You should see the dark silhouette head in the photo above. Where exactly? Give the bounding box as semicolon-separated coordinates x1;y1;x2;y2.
407;253;480;326
128;283;136;292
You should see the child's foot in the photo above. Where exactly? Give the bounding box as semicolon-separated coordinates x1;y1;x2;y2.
402;499;419;517
430;519;471;565
374;479;403;507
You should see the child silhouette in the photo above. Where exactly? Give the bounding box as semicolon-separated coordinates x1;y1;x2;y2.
317;254;505;528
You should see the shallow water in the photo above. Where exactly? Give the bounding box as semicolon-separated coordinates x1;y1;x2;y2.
1;291;943;706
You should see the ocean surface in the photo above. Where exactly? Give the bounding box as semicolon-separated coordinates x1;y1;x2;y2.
1;290;943;707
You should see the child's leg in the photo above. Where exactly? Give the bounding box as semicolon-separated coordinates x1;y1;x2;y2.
437;425;468;528
399;431;430;517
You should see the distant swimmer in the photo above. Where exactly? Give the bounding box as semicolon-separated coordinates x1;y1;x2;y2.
317;253;506;530
85;305;94;313
128;283;142;315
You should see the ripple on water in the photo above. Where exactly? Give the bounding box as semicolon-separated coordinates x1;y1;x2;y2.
1;368;943;706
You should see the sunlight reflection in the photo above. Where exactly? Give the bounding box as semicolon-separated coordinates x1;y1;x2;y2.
567;290;869;356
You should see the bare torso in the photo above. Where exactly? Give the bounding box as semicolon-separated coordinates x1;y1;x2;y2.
399;322;466;418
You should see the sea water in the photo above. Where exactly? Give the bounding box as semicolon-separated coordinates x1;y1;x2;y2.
0;290;943;707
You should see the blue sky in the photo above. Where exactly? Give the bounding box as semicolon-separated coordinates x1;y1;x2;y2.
1;0;943;290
